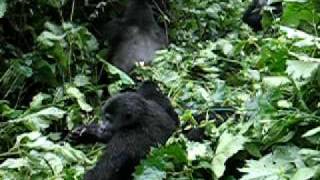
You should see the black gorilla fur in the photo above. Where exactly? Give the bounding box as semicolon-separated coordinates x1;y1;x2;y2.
105;0;167;73
242;0;283;31
71;81;179;180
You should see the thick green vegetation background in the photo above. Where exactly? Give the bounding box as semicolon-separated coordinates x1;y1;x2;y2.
0;0;320;179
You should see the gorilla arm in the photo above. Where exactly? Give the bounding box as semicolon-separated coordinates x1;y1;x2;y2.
69;121;113;144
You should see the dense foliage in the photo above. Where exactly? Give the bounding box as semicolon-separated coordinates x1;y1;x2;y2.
0;0;319;179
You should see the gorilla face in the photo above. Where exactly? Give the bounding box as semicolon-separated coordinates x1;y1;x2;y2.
101;93;146;130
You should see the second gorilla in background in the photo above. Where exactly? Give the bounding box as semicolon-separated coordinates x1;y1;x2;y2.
105;0;167;73
243;0;282;31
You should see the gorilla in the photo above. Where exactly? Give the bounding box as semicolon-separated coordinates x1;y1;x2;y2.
242;0;283;31
70;81;179;180
105;0;167;73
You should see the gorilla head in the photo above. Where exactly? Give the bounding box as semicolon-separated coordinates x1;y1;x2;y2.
242;0;283;31
101;93;147;130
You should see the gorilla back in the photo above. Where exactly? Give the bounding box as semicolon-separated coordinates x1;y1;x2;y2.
106;0;167;73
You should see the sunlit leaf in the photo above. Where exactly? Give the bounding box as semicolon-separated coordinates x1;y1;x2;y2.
212;132;247;178
0;0;6;18
66;86;93;112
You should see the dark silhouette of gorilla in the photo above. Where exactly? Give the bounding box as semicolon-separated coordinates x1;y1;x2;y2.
70;81;179;180
105;0;167;73
243;0;282;31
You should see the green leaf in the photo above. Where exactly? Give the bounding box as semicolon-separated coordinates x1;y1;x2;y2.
37;31;66;48
292;168;315;180
302;127;320;138
280;26;320;47
286;60;320;81
66;86;93;112
39;0;69;8
212;132;247;178
74;74;91;87
9;107;66;131
12;132;42;150
134;144;187;178
44;153;64;175
55;144;91;163
25;136;56;150
281;0;318;28
186;141;212;161
277;100;292;109
0;158;28;169
134;168;166;180
98;57;134;95
262;76;291;88
0;101;21;119
240;145;302;180
30;93;52;109
0;0;6;18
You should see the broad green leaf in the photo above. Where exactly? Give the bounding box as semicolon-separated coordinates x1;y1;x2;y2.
134;168;166;180
286;60;320;81
9;107;65;131
25;136;55;150
240;145;302;180
30;93;52;109
277;100;292;108
12;132;42;150
240;154;286;180
44;153;64;175
303;127;320;138
98;57;134;95
0;101;21;119
280;26;316;40
262;76;291;87
213;39;234;56
292;168;315;180
0;0;6;18
280;26;320;47
0;158;28;169
281;0;317;28
186;141;212;161
212;132;247;178
74;74;91;87
134;144;187;178
66;86;93;112
197;86;211;101
37;31;66;48
55;144;91;164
